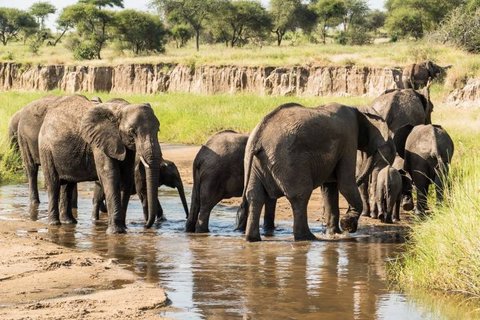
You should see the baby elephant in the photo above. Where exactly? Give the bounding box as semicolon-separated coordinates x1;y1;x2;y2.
186;130;276;233
403;124;454;214
375;166;412;223
92;159;188;222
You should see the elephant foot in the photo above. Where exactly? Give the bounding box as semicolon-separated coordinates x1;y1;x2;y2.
246;234;261;242
31;199;40;206
263;227;275;237
402;200;414;212
62;217;77;225
393;218;400;223
195;226;210;233
156;215;167;223
340;214;359;233
379;214;393;224
106;224;127;234
326;226;342;235
185;220;196;233
361;211;371;217
49;219;61;226
294;232;317;241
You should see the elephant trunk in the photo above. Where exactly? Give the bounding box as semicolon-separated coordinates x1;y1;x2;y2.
176;181;189;219
356;154;375;186
139;135;162;229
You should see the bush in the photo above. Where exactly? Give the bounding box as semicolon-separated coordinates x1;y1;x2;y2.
334;28;372;46
73;43;97;60
430;8;480;53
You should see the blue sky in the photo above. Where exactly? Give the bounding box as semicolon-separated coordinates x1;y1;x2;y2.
2;0;386;29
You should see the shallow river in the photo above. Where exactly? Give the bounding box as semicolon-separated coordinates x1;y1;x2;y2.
0;181;474;319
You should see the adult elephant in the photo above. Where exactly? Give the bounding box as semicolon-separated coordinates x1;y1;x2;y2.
402;60;452;89
91;158;189;222
186;130;276;234
13;95;102;210
38;96;162;234
237;103;395;242
358;86;433;217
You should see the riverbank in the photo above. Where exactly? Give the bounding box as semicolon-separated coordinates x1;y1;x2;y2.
0;219;168;319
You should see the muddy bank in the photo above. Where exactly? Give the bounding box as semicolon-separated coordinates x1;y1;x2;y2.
446;78;480;107
0;62;403;97
0;219;168;319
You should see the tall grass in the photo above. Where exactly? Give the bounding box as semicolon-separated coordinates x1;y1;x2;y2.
390;106;480;300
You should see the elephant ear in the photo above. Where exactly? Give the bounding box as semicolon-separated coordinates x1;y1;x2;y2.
80;106;126;161
394;125;414;158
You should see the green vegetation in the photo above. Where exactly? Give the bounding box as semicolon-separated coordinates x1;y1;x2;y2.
390;106;480;300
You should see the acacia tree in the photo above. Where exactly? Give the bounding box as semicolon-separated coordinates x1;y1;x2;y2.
342;0;369;32
29;2;56;30
151;0;221;51
270;0;301;46
58;3;117;59
310;0;345;44
0;8;38;45
115;9;167;54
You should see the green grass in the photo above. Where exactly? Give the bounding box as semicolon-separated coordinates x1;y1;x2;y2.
389;105;480;301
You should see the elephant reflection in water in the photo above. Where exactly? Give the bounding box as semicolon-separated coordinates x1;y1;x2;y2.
187;239;395;319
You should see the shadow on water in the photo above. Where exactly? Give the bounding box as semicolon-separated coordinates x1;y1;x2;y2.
0;182;477;319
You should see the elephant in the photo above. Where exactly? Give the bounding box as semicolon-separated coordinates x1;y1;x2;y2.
237;102;395;242
185;130;276;234
374;165;403;223
91;158;189;222
38;96;162;234
402;60;452;89
358;85;433;217
12;95;102;212
400;124;454;214
8;109;22;151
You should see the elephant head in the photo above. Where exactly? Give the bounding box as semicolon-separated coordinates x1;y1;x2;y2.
81;102;162;228
425;60;451;79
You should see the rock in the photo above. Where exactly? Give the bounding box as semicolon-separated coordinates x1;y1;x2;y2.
446;78;480;107
0;62;406;97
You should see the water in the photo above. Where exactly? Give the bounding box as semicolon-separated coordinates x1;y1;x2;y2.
0;182;473;319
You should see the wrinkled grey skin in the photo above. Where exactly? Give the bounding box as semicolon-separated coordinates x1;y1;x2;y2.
38;96;162;234
375;166;403;223
8;109;22;152
403;124;454;214
392;156;414;212
402;60;452;89
186;130;277;234
238;103;395;242
92;158;189;222
358;86;433;217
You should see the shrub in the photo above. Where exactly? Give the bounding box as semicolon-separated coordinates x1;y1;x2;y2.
73;43;97;60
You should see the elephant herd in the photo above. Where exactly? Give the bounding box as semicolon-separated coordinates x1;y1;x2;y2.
8;68;454;241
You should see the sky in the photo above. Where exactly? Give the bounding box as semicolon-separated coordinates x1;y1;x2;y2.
1;0;386;29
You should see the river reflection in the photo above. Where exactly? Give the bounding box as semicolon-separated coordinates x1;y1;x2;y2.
0;182;475;319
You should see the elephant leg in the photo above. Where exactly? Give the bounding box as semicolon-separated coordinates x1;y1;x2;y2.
27;164;40;206
61;183;77;224
195;200;216;233
92;181;104;220
434;167;448;205
413;172;430;215
393;197;401;222
336;159;363;233
156;199;166;222
322;182;342;235
289;194;316;241
245;177;266;242
263;198;277;236
384;195;394;224
72;184;78;209
369;168;380;219
42;160;61;225
359;180;371;217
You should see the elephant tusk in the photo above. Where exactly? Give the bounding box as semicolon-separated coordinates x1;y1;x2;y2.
139;156;150;168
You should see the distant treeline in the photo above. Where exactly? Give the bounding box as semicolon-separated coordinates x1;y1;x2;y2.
0;0;479;60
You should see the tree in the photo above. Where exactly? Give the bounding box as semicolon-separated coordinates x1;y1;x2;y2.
216;0;271;47
29;2;56;29
58;3;115;59
0;8;38;45
342;0;369;32
364;9;386;34
151;0;221;51
385;7;424;39
270;0;301;46
385;0;464;35
79;0;124;9
115;10;167;54
170;23;193;47
310;0;346;44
